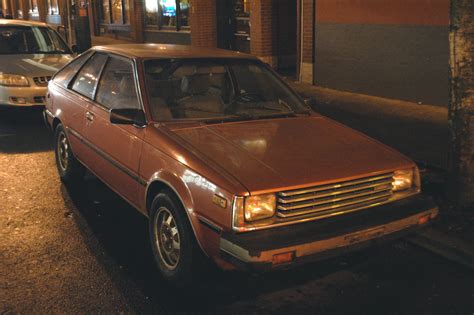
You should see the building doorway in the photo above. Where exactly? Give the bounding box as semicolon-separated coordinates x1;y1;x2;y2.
275;0;297;77
217;0;250;53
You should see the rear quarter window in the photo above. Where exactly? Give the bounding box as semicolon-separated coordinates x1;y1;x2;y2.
70;53;108;99
52;51;93;89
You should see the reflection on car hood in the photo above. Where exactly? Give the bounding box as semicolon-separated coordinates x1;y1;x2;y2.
0;54;73;77
167;116;413;194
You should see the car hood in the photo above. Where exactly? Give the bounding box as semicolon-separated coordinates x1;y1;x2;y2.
166;116;413;194
0;54;73;77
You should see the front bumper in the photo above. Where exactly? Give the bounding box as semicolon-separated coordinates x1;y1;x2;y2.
0;85;48;107
220;194;438;271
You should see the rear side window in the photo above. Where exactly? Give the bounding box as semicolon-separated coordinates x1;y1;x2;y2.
95;56;140;110
53;51;93;88
71;53;108;99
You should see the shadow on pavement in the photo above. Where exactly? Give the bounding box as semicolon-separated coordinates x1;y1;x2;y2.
60;174;376;312
0;107;52;154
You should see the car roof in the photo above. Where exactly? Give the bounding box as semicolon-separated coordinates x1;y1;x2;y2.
0;19;49;27
92;44;258;60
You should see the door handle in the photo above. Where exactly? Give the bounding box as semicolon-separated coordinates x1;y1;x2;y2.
85;111;94;122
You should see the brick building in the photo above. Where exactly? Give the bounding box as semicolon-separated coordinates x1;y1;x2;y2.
0;0;449;107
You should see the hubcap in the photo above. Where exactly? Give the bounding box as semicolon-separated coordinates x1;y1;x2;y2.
154;207;180;270
57;131;69;171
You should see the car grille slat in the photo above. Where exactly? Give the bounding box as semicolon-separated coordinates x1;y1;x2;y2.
276;173;394;219
279;173;394;197
33;76;52;87
278;178;393;204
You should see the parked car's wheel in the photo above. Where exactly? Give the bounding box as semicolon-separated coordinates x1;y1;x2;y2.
149;191;202;286
54;124;85;183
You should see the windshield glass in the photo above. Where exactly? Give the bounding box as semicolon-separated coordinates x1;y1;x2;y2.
0;26;70;54
144;58;310;122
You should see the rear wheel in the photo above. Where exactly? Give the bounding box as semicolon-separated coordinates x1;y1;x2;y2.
54;124;85;183
149;191;203;286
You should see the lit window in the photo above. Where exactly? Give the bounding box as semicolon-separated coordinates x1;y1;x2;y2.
101;0;130;25
145;0;190;31
30;0;39;15
145;0;158;25
47;0;59;15
111;0;123;24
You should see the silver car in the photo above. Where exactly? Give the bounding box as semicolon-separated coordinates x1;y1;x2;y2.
0;19;73;107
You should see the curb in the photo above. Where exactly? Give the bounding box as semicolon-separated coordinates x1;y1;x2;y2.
406;227;474;270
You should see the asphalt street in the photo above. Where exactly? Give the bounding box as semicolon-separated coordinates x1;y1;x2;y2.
1;107;473;313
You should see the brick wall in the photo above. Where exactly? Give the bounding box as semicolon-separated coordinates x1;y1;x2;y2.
250;0;276;66
190;0;217;48
130;0;144;42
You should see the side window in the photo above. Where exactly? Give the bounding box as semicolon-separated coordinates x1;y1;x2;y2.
71;53;108;99
52;51;93;88
95;56;140;110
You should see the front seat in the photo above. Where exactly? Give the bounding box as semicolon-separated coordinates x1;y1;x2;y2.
177;74;224;118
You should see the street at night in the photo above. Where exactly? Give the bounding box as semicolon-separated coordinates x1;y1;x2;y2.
1;0;474;313
1;108;472;313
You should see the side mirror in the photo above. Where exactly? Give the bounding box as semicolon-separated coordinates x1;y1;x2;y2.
304;98;318;109
110;108;146;126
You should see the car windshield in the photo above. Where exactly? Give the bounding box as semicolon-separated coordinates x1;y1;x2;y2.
0;26;70;54
144;58;311;122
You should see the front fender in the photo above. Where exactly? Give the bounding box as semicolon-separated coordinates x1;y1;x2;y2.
146;169;195;216
145;169;233;263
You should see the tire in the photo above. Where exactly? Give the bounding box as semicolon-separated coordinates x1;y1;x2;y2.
54;124;85;184
149;191;203;287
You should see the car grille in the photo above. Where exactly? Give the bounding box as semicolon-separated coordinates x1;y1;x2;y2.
33;76;52;87
277;173;394;219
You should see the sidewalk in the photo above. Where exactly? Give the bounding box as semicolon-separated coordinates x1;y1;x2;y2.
288;80;473;269
288;81;449;170
91;35;134;46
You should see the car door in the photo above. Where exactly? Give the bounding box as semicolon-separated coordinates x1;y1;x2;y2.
50;51;94;160
81;54;145;207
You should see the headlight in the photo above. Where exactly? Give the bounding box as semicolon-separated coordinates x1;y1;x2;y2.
232;193;276;229
244;193;276;222
392;168;419;192
0;73;30;87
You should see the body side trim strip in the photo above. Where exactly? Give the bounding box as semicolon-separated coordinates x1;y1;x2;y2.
197;215;222;234
67;127;147;186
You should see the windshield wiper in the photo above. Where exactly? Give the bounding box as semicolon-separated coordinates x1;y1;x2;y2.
234;111;297;120
173;105;222;114
239;105;283;112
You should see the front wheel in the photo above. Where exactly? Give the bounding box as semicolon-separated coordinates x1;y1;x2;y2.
54;124;85;183
149;192;203;286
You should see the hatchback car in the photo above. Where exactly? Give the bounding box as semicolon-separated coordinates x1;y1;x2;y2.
44;44;438;285
0;19;73;107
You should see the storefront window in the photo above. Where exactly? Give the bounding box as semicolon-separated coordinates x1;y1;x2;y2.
145;0;158;25
124;0;130;24
47;0;59;15
179;0;189;28
101;0;130;25
101;0;111;23
111;0;123;24
145;0;190;31
30;0;39;16
159;0;176;28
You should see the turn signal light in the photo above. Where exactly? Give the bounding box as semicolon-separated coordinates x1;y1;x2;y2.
272;251;295;266
418;214;430;225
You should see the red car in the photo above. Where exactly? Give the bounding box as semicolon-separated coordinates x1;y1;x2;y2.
44;44;438;285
